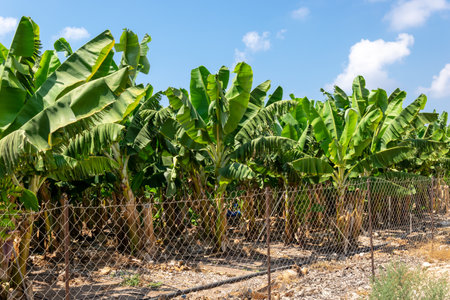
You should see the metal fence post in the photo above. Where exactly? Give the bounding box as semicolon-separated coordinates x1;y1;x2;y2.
430;176;435;248
265;187;271;300
64;194;70;300
367;179;375;278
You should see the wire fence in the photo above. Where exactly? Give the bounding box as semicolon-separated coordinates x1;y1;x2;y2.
0;177;449;299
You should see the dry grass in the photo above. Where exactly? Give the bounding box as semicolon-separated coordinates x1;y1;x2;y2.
411;241;450;262
309;260;345;272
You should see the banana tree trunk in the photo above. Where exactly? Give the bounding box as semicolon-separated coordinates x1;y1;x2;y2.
242;188;256;239
39;183;56;252
334;168;353;253
162;195;179;239
284;186;297;244
15;215;33;284
143;203;156;254
111;144;141;254
10;214;34;300
348;189;365;248
191;172;214;239
11;175;43;298
334;173;364;253
296;188;314;245
214;190;227;251
121;179;141;254
112;192;127;251
335;189;349;253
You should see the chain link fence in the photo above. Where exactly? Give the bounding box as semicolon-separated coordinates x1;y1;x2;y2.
0;177;449;299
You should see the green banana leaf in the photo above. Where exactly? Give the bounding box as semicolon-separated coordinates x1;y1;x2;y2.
34;50;61;90
0;68;145;176
166;87;210;144
348;107;383;159
339;108;358;154
190;66;211;121
235;100;297;144
46;155;118;182
379;94;427;149
351;76;369;115
19;188;39;211
266;86;283;107
223;62;253;134
2;30;115;137
129;107;173;151
350;146;416;173
323;100;343;141
368;89;388;113
333;85;350;110
64;123;125;158
219;162;255;183
54;38;73;57
239;80;271;126
0;17;40;130
232;136;296;161
302;97;332;155
290;156;334;176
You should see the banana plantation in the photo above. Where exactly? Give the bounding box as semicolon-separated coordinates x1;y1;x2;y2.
0;17;449;299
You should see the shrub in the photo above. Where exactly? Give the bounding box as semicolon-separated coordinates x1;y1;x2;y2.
369;262;449;300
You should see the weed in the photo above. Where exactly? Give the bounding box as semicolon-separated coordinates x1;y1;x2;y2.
369;262;449;300
121;274;141;287
148;281;163;290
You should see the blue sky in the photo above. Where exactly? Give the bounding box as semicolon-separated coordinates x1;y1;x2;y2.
1;0;449;113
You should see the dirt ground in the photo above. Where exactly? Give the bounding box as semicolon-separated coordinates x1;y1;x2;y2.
29;223;449;300
181;240;449;300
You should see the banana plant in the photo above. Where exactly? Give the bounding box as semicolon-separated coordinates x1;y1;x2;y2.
262;96;322;244
61;29;154;254
165;63;296;250
291;76;419;252
0;17;41;134
395;110;449;176
0;20;145;293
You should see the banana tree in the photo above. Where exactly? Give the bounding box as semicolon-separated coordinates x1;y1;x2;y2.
0;20;145;294
395;110;449;176
165;63;296;250
291;77;418;252
61;29;154;254
0;69;142;294
257;95;325;244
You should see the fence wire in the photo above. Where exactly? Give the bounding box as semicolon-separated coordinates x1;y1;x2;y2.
0;177;448;299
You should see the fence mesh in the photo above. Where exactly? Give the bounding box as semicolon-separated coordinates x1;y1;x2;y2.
0;177;448;299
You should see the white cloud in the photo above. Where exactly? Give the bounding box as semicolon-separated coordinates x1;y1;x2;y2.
0;17;17;36
291;7;310;20
276;29;287;39
242;31;271;52
419;64;450;98
233;49;247;65
234;31;271;64
329;33;414;91
58;26;90;41
385;0;450;31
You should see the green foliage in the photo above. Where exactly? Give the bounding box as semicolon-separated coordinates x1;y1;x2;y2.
370;262;449;300
114;271;142;287
53;38;73;57
148;282;163;289
0;201;19;239
0;18;448;256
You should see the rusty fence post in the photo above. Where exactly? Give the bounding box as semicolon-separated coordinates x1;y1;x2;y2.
64;194;70;300
265;187;271;300
367;179;375;278
430;176;435;249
